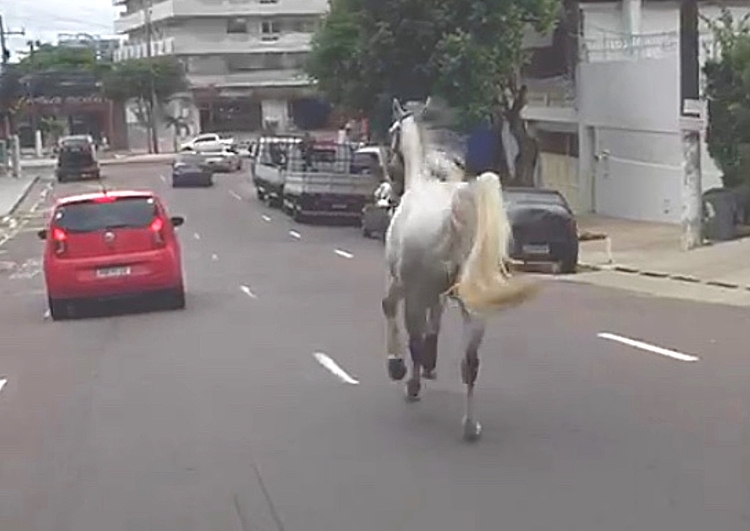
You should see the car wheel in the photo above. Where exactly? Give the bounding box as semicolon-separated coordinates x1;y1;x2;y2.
362;225;372;238
48;297;71;321
166;286;186;310
559;247;578;274
292;201;306;223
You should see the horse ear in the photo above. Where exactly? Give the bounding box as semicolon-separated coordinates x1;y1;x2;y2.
392;98;405;118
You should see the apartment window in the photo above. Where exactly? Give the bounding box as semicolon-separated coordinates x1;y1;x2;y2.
259;0;279;4
290;18;317;33
227;18;248;34
261;20;281;40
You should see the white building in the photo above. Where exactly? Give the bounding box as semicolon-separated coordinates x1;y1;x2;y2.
112;0;329;138
523;0;749;224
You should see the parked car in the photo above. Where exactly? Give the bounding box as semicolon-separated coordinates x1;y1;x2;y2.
38;190;186;320
179;133;235;152
55;135;101;182
362;181;396;241
504;187;579;274
194;143;243;172
171;152;214;187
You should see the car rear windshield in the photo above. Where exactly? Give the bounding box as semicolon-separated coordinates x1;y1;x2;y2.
505;190;567;207
53;197;157;233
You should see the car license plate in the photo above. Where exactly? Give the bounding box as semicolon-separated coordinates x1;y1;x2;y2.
96;266;131;278
522;244;549;255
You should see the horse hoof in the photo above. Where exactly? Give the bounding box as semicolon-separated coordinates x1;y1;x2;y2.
388;356;407;381
422;368;437;380
405;379;421;402
462;417;482;442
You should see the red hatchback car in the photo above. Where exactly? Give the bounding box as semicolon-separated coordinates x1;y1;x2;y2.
38;190;186;320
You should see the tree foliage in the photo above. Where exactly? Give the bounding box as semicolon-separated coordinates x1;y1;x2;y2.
703;8;750;188
101;57;188;105
306;0;558;132
17;43;106;76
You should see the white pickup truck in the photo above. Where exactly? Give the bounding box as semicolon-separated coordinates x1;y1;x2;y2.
179;133;235;152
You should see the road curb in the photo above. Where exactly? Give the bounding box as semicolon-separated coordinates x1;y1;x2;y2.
2;174;41;218
578;259;749;293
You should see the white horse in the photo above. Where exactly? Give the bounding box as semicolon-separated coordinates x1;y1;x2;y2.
382;97;539;441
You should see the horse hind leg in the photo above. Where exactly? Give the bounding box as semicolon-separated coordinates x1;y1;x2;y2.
404;293;427;402
421;296;445;380
382;276;406;381
459;302;486;441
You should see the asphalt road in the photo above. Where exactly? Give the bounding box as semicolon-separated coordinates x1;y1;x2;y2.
0;164;748;531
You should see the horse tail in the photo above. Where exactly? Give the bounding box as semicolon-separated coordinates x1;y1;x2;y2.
454;172;540;312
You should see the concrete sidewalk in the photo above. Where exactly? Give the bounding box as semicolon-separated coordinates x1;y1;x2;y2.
0;175;41;219
578;215;750;291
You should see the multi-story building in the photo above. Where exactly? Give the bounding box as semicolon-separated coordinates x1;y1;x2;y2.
112;0;329;136
521;0;747;223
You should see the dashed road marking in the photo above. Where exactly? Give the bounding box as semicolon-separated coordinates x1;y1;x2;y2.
193;232;201;240
288;230;301;239
0;379;6;393
261;215;271;222
313;352;360;385
597;332;699;363
211;253;219;261
240;285;258;299
43;309;51;320
334;249;354;259
229;190;243;201
160;175;166;183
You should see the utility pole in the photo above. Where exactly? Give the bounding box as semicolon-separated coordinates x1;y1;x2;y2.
144;1;159;154
679;0;704;250
1;14;25;138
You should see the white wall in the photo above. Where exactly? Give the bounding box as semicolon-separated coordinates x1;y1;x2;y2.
577;2;746;223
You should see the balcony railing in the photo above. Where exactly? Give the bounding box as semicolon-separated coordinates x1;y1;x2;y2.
187;69;312;88
113;37;175;61
114;0;328;33
580;30;720;64
176;31;312;54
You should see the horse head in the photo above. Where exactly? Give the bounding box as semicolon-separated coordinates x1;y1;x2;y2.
388;97;431;191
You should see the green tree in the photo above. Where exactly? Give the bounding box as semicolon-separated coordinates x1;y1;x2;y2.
703;7;750;191
17;43;111;77
306;0;558;183
102;57;188;153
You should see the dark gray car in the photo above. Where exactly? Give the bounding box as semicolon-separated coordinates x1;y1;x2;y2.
172;152;214;187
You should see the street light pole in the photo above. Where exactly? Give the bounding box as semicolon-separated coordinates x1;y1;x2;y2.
144;1;159;154
679;0;703;250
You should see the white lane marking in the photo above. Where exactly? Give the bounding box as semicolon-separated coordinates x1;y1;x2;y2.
193;232;201;240
313;352;360;385
240;285;258;299
261;215;271;222
597;332;700;363
8;218;17;229
0;379;6;393
211;253;219;261
229;190;242;201
334;249;354;259
43;309;51;320
288;230;301;239
160;174;166;183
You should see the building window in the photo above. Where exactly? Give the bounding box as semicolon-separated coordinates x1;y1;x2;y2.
227;18;248;34
259;0;278;4
261;20;280;40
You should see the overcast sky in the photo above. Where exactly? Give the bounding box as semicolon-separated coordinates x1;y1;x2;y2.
3;0;120;59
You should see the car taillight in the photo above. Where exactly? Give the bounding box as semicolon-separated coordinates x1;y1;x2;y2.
150;217;166;247
51;227;67;255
